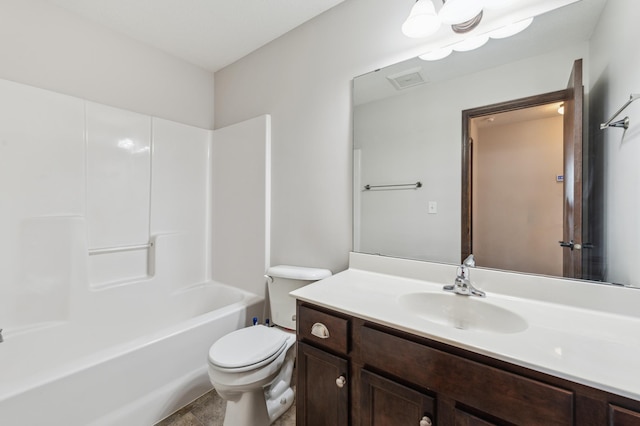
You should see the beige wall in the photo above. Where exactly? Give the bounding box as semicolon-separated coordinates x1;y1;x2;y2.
472;115;564;276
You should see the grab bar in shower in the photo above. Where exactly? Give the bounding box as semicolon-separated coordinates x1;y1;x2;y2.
600;93;640;129
88;242;154;256
364;181;422;191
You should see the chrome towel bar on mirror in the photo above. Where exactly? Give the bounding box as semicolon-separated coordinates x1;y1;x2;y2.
600;93;640;130
363;181;422;191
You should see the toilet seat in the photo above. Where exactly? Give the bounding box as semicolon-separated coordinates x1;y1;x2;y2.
208;325;289;373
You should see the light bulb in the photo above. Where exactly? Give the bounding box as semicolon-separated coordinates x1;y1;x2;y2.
402;0;441;38
488;17;534;39
452;34;489;52
438;0;484;25
419;47;453;61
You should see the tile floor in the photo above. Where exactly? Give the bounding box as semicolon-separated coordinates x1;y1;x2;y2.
155;389;296;426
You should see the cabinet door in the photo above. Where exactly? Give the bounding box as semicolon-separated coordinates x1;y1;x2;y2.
360;369;435;426
297;342;348;426
610;405;640;426
455;408;499;426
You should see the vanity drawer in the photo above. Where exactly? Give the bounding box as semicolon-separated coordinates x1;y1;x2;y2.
359;325;574;426
298;304;350;355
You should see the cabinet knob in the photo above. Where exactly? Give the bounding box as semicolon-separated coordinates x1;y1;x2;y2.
420;416;432;426
336;375;347;388
311;322;330;339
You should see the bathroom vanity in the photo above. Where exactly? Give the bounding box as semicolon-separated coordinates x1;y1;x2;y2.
292;254;640;426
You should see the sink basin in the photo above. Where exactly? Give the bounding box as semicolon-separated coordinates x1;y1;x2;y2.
397;292;528;334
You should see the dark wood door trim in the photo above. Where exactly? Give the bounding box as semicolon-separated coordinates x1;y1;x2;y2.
461;89;568;262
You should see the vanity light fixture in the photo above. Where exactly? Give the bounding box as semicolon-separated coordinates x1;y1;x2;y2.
404;0;538;61
403;0;512;38
438;0;485;26
402;0;441;38
419;15;533;60
452;34;489;52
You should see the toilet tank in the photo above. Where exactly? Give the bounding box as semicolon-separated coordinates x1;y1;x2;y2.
266;265;332;330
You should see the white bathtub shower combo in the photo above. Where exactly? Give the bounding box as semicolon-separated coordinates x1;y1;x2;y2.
0;78;272;424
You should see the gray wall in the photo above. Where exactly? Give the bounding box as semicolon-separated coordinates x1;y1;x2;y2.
589;0;640;286
0;0;215;129
214;0;590;274
214;0;444;273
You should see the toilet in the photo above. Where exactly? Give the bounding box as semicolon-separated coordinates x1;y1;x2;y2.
207;265;332;426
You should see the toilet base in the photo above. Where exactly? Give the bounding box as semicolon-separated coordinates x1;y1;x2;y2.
223;388;271;426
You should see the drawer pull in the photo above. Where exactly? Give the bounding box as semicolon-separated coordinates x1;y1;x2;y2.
311;322;330;339
336;375;347;388
420;416;432;426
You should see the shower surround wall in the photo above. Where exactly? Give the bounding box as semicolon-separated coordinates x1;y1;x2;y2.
0;77;210;333
0;77;272;424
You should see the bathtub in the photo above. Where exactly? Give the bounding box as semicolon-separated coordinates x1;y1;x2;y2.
0;282;264;425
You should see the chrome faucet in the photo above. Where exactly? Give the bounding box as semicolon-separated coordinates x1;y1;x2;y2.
443;255;485;297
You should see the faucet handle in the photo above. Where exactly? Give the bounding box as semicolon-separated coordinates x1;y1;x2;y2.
463;254;475;267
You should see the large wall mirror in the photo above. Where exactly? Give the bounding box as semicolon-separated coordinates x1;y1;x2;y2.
353;0;640;289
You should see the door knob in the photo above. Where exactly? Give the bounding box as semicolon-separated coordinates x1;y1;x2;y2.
559;240;581;250
336;375;346;388
420;416;433;426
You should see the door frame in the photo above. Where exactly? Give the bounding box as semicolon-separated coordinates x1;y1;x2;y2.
460;90;568;262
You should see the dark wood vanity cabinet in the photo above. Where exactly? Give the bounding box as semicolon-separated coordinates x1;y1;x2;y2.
610;405;640;426
296;304;350;426
359;369;435;425
297;342;349;426
296;301;640;426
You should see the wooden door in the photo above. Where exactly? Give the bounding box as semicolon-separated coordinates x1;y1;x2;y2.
561;58;584;278
461;90;567;265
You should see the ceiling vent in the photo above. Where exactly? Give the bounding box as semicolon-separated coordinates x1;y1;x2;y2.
386;67;427;90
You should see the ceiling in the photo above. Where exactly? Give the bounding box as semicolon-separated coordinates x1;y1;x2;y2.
46;0;346;72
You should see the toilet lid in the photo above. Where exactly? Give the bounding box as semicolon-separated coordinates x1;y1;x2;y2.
208;325;289;370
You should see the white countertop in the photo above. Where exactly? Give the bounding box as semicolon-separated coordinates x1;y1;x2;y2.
290;253;640;401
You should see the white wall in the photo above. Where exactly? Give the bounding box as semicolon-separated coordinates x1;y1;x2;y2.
212;115;271;297
214;0;589;273
0;0;215;129
589;0;640;286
